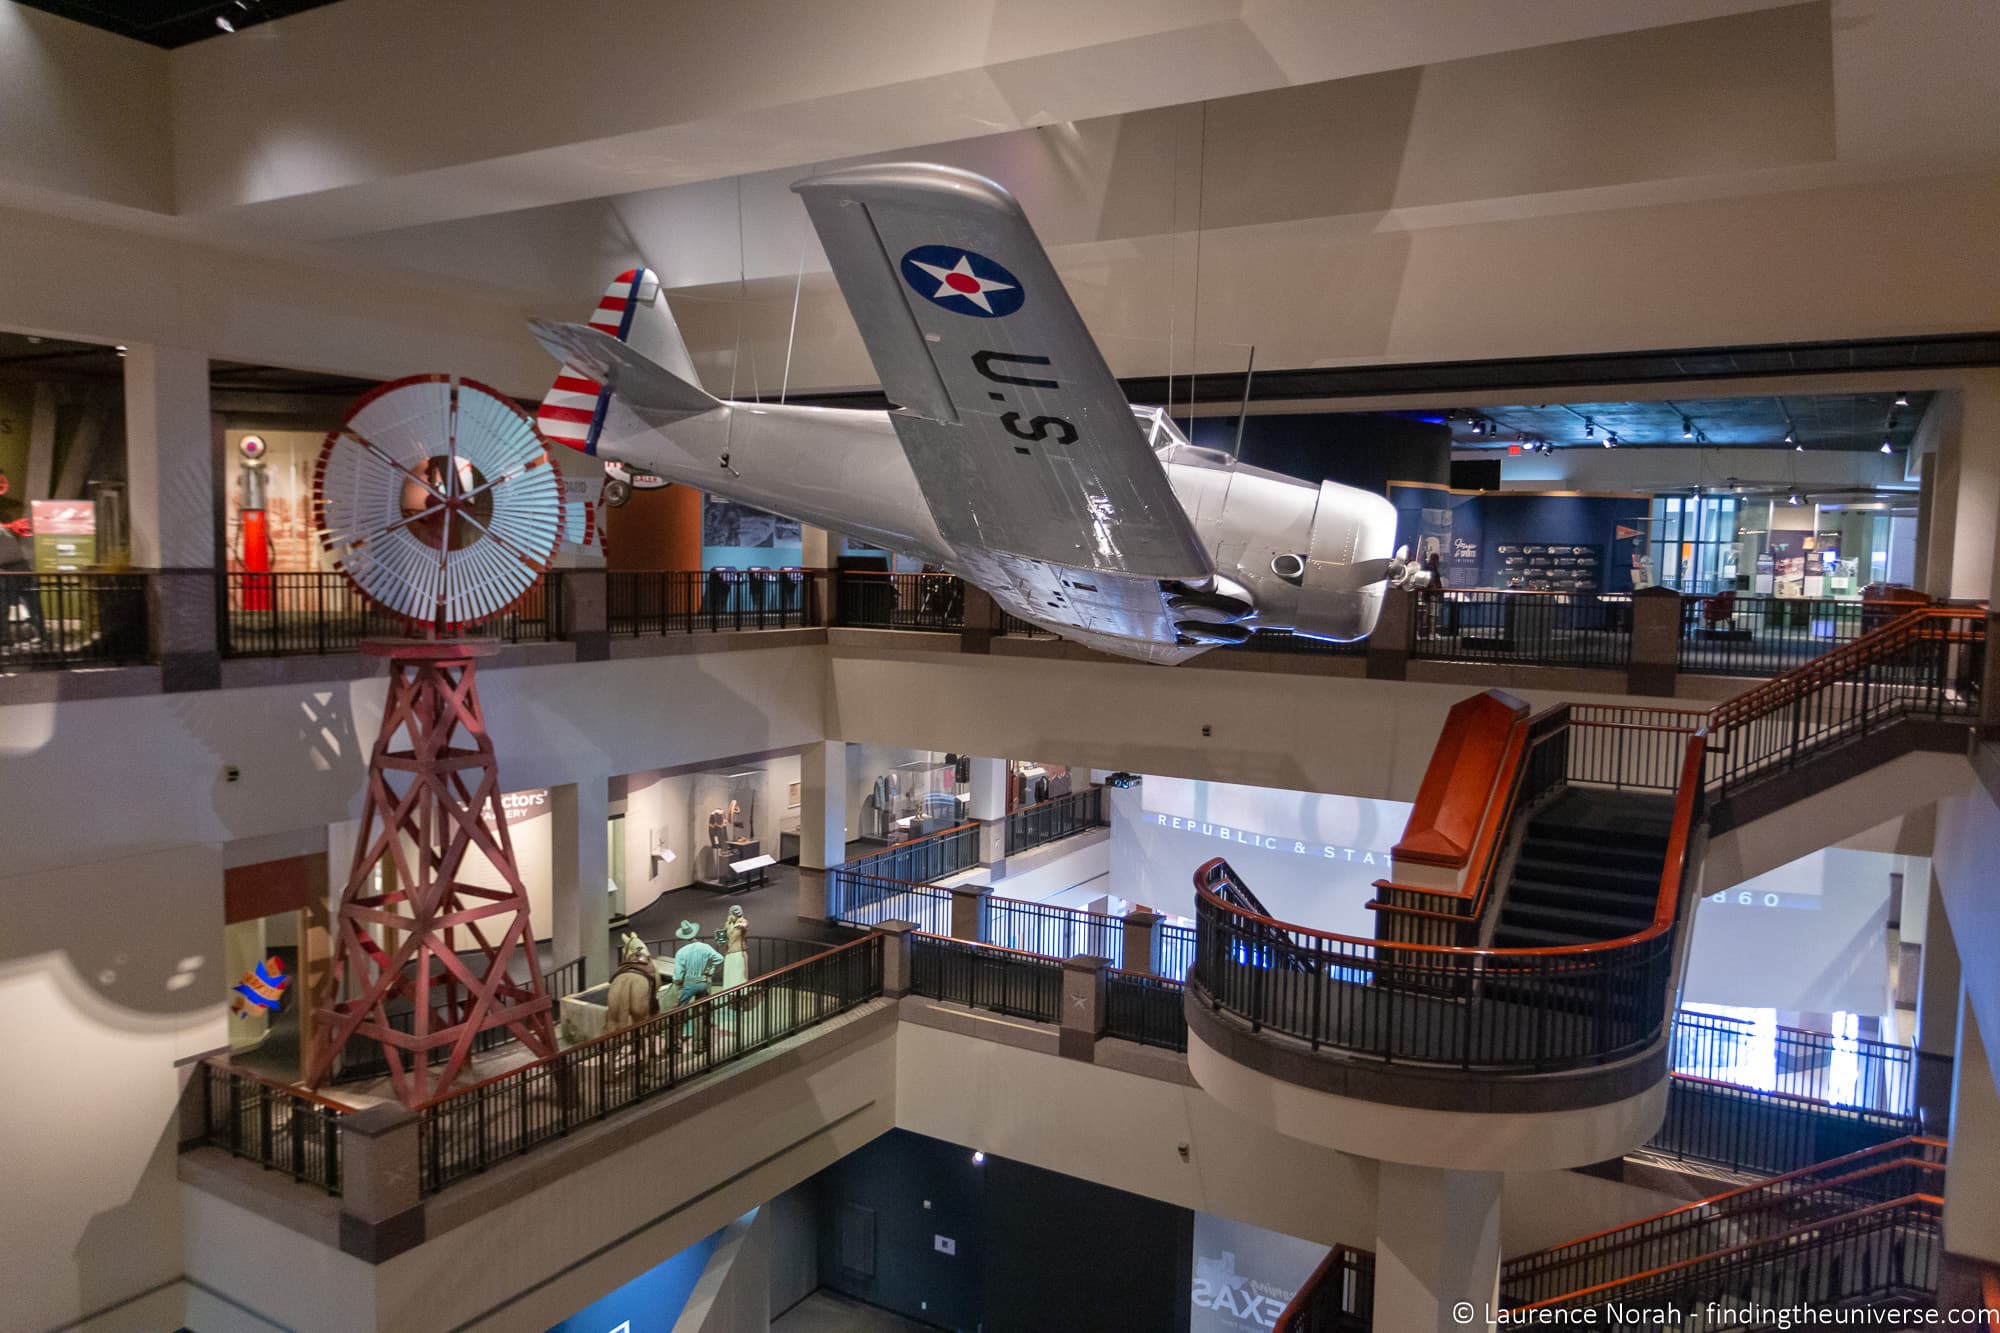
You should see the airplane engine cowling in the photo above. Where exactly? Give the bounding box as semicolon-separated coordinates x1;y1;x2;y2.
1289;481;1401;642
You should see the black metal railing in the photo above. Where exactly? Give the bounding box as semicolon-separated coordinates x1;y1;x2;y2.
983;896;1124;967
1647;1074;1922;1177
1158;923;1196;981
827;869;954;934
1197;889;1679;1070
834;571;965;630
198;1061;343;1193
1104;970;1188;1052
1704;606;1984;798
1414;591;1632;670
1276;1246;1376;1332
543;955;586;1002
1511;1196;1941;1323
637;935;827;984
997;610;1057;638
1231;628;1370;657
908;934;1062;1024
1563;703;1708;792
0;570;150;671
606;569;822;635
1003;785;1105;856
223;571;565;656
1670;1009;1916;1117
1680;594;1870;676
418;933;882;1194
1502;1136;1946;1309
843;821;981;884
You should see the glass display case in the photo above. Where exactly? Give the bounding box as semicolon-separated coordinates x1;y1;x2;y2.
858;758;961;843
691;769;764;888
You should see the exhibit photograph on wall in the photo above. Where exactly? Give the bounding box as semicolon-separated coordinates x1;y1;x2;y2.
1389;483;1646;594
702;495;801;549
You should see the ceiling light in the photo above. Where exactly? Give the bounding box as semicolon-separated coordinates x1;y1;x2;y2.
215;14;235;30
1789;493;1801;506
1893;392;1910;407
1795;440;1805;453
971;1151;986;1165
1881;439;1894;453
1783;429;1795;445
1583;418;1595;438
1681;418;1693;438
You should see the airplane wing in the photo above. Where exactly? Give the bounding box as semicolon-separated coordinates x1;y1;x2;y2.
792;163;1213;587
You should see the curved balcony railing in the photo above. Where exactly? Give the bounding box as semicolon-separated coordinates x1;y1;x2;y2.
1191;724;1706;1074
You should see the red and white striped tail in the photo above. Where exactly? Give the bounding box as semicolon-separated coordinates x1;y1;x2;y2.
536;267;659;455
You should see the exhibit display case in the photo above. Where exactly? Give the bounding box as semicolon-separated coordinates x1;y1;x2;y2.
691;769;763;888
858;758;961;843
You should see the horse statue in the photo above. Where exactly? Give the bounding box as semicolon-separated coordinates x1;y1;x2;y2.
605;932;661;1033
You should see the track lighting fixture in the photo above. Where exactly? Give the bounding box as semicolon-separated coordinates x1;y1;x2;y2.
1682;418;1694;438
1893;392;1910;407
215;14;235;30
1783;429;1795;445
1881;439;1894;454
1795;440;1804;453
1789;493;1801;506
1583;418;1595;438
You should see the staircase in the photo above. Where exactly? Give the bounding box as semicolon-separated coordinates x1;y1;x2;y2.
1490;790;1675;948
1500;1137;1947;1326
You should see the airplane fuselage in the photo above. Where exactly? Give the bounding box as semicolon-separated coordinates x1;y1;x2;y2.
593;395;1395;660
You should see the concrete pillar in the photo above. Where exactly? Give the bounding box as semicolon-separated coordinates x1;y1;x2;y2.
560;566;608;662
124;343;219;691
966;757;1006;822
1625;585;1682;697
1365;587;1414;680
340;1104;422;1229
879;920;916;998
1918;874;1963;1129
1060;955;1108;1060
801;524;837;627
550;780;611;986
1373;1163;1502;1333
949;883;990;942
1944;994;2000;1268
1122;909;1163;976
799;740;846;871
959;584;1001;652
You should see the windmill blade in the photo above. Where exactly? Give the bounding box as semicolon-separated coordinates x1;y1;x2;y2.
315;376;567;635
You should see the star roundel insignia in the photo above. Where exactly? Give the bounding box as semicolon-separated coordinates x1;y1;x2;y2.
899;245;1026;318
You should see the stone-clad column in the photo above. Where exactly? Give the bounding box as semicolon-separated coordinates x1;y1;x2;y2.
125;343;219;691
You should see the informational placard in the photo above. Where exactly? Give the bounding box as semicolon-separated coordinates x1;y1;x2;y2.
30;499;94;571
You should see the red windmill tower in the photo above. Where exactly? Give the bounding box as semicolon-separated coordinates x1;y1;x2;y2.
303;375;568;1105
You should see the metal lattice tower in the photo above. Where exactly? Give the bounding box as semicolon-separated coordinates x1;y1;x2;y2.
304;641;558;1104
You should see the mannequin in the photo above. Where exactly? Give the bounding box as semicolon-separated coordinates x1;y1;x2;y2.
721;905;749;990
707;808;727;849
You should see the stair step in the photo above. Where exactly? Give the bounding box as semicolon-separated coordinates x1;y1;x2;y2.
1501;901;1654;938
1504;876;1664;908
1527;823;1670;853
1511;857;1662;892
1490;926;1598;950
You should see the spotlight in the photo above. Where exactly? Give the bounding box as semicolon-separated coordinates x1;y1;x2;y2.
1893;392;1910;407
1606;433;1619;448
1583;418;1595;438
215;14;235;30
1795;440;1805;453
1881;439;1893;454
1789;493;1801;506
1783;429;1795;445
1681;418;1693;438
971;1151;986;1165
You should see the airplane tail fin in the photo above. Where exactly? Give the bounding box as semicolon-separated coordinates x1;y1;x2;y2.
535;267;707;454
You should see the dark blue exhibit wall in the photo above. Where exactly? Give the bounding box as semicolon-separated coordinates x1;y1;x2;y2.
808;1129;1193;1332
1390;485;1649;592
1187;413;1451;494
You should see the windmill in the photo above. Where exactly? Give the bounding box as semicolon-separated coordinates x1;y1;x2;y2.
303;375;567;1106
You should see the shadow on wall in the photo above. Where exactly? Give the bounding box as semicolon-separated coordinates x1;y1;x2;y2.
165;682;365;844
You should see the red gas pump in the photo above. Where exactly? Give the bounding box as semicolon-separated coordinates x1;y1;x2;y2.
237;434;274;611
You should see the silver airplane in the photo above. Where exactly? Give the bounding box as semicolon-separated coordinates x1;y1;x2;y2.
530;163;1420;665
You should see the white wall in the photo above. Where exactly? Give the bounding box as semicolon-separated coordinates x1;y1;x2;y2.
458;794;556;942
621;752;802;915
1682;847;1900;1016
1109;779;1410;931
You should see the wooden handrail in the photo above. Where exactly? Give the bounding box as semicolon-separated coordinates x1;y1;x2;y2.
1507;1135;1945;1270
201;1056;357;1114
1006;784;1103;819
1664;1070;1922;1119
1275;1243;1369;1332
912;930;1071;964
419;931;883;1108
1510;1193;1943;1311
1198;725;1705;959
1711;605;1983;728
1370;712;1532;909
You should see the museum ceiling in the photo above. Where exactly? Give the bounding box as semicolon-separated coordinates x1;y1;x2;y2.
14;0;346;46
